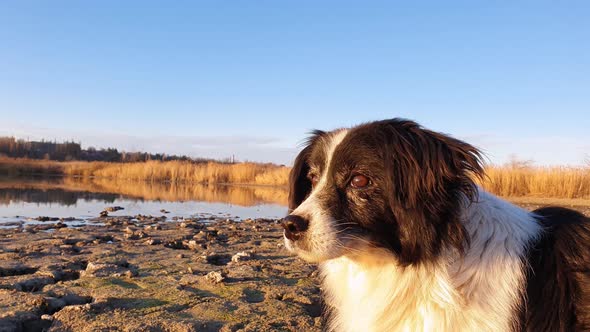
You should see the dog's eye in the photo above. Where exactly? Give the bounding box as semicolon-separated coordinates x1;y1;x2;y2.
350;174;369;188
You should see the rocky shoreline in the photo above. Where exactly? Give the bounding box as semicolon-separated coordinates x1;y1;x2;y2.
0;215;321;332
1;203;589;332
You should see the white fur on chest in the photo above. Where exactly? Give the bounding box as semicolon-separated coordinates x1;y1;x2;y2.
319;190;541;332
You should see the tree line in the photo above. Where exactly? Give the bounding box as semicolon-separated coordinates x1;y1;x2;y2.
0;136;226;163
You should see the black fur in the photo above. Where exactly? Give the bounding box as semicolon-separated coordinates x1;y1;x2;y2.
373;119;483;264
522;207;590;331
288;130;325;212
286;118;590;330
288;118;484;265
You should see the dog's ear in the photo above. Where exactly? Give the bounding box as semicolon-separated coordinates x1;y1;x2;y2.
381;119;484;265
288;145;312;212
288;130;325;212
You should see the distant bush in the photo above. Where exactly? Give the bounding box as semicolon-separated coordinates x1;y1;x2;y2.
0;136;222;163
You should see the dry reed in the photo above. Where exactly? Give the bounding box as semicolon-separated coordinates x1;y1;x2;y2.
480;165;590;199
2;157;590;199
0;157;290;186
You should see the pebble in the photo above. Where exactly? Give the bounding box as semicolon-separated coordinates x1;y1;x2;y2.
231;251;253;263
41;314;53;321
105;206;124;212
187;240;200;250
145;238;161;245
205;271;225;284
124;233;139;240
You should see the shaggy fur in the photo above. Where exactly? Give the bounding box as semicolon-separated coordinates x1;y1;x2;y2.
282;118;590;332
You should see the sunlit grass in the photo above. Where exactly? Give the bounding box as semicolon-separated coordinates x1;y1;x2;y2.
0;157;290;186
479;165;590;199
2;157;590;199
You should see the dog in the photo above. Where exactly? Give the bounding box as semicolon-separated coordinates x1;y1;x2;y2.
281;118;590;332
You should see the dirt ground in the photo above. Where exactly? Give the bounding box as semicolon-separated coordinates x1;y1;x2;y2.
0;215;320;332
1;203;589;332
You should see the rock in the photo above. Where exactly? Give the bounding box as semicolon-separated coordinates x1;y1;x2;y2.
205;230;218;239
12;276;55;292
124;233;139;240
187;240;202;250
124;226;136;234
25;223;67;232
44;297;67;313
165;239;187;250
124;269;138;278
82;261;135;278
61;293;92;306
231;251;253;263
99;211;109;217
34;216;60;222
136;231;148;239
160;209;170;213
105;206;124;212
205;271;225;284
145;238;161;245
41;314;53;321
92;235;114;244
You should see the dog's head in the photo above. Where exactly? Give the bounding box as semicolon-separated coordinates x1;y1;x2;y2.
282;119;484;265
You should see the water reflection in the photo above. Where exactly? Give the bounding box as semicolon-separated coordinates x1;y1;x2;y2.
0;177;288;206
0;188;119;206
0;177;289;222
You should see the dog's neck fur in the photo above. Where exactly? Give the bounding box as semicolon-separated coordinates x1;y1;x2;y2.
320;189;541;332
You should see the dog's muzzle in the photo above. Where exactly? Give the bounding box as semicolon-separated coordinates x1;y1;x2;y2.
281;215;309;241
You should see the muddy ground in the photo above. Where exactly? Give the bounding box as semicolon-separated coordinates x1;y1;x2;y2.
1;203;589;332
1;214;320;332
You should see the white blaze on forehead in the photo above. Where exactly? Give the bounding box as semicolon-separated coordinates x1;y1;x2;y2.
292;128;349;214
317;129;349;188
292;129;348;245
287;128;351;262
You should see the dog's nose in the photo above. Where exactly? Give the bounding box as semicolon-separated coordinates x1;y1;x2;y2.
281;215;309;241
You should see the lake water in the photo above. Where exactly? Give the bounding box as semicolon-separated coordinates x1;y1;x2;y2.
0;177;289;227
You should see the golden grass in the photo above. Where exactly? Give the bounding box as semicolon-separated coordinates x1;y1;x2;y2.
0;157;290;186
480;165;590;199
78;160;291;186
2;157;590;200
0;157;64;176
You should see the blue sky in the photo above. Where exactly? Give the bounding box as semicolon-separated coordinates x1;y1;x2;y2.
1;1;589;165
